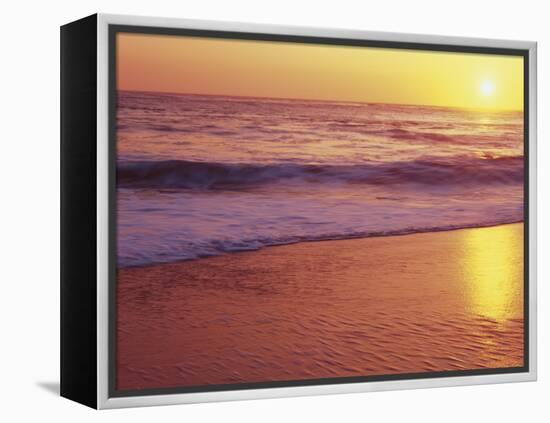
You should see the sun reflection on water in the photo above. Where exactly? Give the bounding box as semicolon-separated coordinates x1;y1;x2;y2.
460;224;523;322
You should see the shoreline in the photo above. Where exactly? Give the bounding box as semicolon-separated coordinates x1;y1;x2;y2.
118;220;524;270
117;223;524;390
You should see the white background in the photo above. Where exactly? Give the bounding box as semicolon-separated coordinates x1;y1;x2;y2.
1;0;547;421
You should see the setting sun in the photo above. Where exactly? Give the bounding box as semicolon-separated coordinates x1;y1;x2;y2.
481;80;496;96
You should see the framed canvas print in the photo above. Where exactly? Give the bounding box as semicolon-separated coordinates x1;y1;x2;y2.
60;13;537;409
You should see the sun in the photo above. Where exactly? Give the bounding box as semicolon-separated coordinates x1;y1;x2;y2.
480;80;495;96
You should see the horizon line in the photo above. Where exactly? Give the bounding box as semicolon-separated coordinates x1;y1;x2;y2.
117;88;523;113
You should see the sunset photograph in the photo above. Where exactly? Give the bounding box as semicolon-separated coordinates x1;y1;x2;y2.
113;31;525;392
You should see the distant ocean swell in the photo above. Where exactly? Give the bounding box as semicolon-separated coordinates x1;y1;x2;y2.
117;155;523;190
124;121;517;145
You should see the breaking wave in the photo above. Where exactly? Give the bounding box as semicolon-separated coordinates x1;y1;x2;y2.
117;156;523;190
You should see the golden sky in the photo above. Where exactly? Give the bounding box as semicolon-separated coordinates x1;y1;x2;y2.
117;32;524;110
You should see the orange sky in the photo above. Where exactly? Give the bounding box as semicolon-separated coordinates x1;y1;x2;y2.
117;32;524;110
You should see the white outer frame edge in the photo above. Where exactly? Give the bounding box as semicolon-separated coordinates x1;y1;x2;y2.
96;13;537;409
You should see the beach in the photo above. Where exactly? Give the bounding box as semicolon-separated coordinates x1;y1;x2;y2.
113;46;526;393
116;222;524;391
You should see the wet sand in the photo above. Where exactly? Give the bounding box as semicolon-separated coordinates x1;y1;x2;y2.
116;223;524;391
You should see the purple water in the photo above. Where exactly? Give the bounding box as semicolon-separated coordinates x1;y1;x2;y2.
116;91;524;268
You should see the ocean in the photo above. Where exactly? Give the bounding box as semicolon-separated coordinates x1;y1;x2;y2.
116;90;524;268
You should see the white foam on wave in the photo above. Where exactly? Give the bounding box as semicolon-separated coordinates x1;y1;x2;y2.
117;184;523;267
